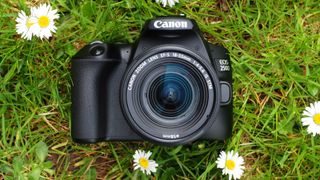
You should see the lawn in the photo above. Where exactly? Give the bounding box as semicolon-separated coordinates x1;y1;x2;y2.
1;0;320;179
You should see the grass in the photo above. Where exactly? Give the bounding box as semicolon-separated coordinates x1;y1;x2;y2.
0;0;319;179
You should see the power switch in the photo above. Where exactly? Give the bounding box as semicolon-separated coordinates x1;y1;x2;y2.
220;82;231;105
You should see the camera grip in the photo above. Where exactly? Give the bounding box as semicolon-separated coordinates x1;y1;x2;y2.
71;60;108;143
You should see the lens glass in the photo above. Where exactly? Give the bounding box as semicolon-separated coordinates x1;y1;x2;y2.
149;70;193;118
142;62;202;126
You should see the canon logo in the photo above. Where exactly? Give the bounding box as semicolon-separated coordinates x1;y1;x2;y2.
154;20;188;29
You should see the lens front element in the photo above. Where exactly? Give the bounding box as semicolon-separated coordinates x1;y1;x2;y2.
150;71;193;118
142;63;202;127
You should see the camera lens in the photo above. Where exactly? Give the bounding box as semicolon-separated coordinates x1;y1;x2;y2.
151;74;192;117
122;50;219;145
147;66;194;119
140;63;202;127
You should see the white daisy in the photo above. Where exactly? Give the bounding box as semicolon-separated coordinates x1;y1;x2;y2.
216;150;245;180
15;10;35;40
301;101;320;136
30;3;59;40
133;150;158;175
156;0;180;7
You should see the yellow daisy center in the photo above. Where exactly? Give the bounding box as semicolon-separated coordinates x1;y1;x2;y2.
26;18;34;28
226;160;236;170
38;16;50;28
139;157;149;169
313;114;320;125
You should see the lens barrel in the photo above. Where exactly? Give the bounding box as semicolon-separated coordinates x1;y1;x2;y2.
121;47;220;145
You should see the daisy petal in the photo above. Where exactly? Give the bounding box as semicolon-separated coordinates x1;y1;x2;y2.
156;0;179;7
301;101;320;136
132;150;158;175
216;150;245;180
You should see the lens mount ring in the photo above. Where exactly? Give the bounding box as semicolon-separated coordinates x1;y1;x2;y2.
121;46;221;145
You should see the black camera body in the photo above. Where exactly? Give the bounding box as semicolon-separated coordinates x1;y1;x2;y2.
71;17;232;146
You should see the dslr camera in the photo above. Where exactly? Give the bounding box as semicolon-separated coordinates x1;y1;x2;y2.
71;17;232;146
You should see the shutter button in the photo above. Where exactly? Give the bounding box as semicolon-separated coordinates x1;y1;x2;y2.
90;45;105;56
